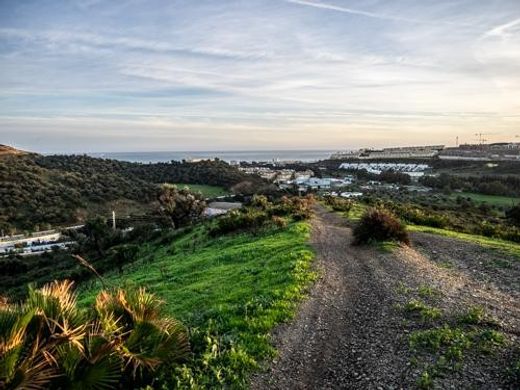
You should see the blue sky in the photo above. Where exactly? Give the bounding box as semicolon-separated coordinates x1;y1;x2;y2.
0;0;519;152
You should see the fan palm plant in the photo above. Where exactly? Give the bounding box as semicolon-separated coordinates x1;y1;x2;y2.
0;280;189;389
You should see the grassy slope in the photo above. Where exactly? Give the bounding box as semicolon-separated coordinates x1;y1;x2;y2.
450;192;520;207
174;183;229;198
408;224;520;258
79;221;315;387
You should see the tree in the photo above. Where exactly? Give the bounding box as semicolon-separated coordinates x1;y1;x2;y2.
157;184;206;229
82;217;111;256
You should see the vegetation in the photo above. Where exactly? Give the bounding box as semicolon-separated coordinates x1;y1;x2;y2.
407;225;520;258
506;204;520;227
353;207;410;245
450;192;520;208
78;218;315;388
419;173;520;197
157;184;206;229
210;195;314;237
0;280;189;389
403;299;442;322
0;154;265;232
359;194;520;243
323;196;353;213
174;183;228;198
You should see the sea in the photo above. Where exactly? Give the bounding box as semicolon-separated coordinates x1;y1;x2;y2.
88;150;335;163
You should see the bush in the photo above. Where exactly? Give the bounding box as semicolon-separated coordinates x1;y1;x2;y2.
271;215;288;229
157;184;206;229
0;258;29;274
506;204;520;227
324;196;353;213
270;195;314;220
0;280;189;389
353;207;410;245
209;209;270;236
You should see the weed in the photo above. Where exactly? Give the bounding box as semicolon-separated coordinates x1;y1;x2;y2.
418;284;437;298
396;281;412;295
475;329;505;353
404;299;442;322
438;260;455;269
417;370;434;389
458;306;486;325
409;326;470;358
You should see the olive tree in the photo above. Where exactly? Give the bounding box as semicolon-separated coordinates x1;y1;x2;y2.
157;184;206;228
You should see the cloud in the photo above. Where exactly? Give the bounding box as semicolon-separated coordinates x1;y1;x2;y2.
1;0;519;152
282;0;467;25
483;17;520;38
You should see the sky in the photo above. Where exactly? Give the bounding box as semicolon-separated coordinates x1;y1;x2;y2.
0;0;519;153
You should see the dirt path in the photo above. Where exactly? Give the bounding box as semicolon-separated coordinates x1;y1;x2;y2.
251;205;519;389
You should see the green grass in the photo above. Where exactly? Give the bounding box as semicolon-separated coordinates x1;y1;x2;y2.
174;183;229;198
348;202;367;222
403;299;442;322
408;224;520;258
79;221;315;388
451;192;520;207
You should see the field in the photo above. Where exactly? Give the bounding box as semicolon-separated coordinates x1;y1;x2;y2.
450;192;520;207
79;221;315;387
174;183;229;198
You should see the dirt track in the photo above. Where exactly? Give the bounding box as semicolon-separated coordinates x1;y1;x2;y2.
251;205;519;389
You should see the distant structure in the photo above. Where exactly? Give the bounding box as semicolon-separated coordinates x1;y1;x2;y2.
439;142;520;161
339;162;430;180
330;145;444;160
331;141;520;162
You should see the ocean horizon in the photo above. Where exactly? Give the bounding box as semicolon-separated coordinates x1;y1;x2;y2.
87;150;336;163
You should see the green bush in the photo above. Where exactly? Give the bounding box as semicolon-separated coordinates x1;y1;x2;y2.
324;196;353;213
209;209;270;236
0;280;189;389
353;207;410;245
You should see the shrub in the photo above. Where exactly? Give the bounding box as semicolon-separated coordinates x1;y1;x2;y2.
157;184;206;229
324;196;353;213
506;204;520;227
353;207;410;245
271;195;314;220
271;215;288;229
209;209;270;236
250;194;271;210
0;280;189;389
0;258;29;274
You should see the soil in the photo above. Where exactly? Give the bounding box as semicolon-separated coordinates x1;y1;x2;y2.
251;205;520;389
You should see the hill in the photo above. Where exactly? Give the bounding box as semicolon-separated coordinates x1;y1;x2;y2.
0;144;30;157
0;152;266;232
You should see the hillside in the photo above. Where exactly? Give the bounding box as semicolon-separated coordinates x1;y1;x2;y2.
0;144;30;157
0;152;266;232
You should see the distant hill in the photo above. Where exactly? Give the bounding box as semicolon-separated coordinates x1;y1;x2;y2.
0;144;31;157
0;153;266;232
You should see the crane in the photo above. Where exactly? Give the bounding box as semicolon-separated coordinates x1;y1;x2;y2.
474;132;489;145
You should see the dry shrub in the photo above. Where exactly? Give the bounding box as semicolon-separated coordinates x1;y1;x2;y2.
353;207;410;245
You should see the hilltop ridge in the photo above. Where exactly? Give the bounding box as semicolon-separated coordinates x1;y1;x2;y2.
0;144;31;157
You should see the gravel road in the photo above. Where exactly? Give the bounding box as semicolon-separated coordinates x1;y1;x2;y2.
251;205;519;389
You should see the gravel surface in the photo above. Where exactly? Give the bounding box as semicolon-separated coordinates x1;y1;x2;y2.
251;205;520;389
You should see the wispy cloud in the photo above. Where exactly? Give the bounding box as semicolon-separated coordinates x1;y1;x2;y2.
283;0;467;26
483;17;520;37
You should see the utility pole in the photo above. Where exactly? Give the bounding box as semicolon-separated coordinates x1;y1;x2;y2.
456;136;459;147
112;211;116;230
